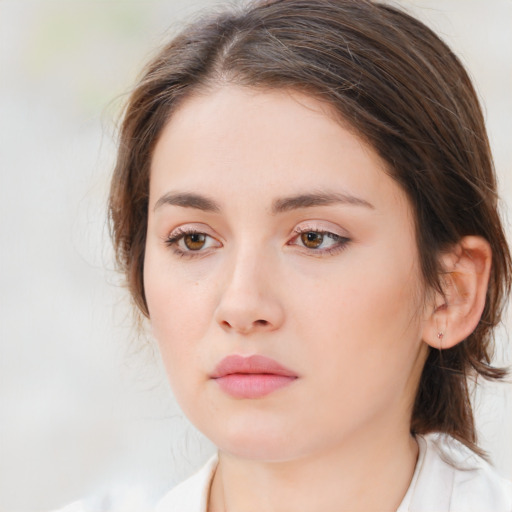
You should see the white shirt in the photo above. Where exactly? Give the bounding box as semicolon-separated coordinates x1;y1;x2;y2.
154;433;512;512
57;433;512;512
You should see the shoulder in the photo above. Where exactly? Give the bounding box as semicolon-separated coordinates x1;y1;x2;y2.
51;489;157;512
51;454;218;512
155;452;219;512
406;433;512;512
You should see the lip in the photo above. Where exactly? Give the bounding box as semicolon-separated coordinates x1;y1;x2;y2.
211;354;298;378
211;354;298;399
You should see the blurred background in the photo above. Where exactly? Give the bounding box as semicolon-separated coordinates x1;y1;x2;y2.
0;1;511;510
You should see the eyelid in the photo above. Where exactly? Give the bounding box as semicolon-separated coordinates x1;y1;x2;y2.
167;223;217;239
291;220;349;238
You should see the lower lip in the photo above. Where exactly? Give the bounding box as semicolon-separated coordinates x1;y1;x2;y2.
214;374;297;398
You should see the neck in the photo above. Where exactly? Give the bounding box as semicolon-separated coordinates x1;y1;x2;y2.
208;425;418;512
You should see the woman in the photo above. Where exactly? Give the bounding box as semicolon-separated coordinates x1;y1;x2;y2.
107;0;512;510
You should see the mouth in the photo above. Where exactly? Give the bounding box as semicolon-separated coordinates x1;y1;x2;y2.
211;354;299;399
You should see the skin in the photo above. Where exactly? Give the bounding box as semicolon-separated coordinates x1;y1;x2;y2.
145;85;434;511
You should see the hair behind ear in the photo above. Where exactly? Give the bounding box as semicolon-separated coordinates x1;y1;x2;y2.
412;341;507;457
412;237;508;454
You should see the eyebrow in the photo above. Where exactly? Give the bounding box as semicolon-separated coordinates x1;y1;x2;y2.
271;191;374;214
153;190;374;214
154;192;221;213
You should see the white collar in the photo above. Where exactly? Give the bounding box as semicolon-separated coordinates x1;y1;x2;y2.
155;434;512;512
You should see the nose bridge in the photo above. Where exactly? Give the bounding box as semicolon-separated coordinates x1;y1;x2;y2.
229;237;266;288
215;235;284;333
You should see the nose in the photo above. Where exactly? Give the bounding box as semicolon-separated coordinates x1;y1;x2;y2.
214;247;285;335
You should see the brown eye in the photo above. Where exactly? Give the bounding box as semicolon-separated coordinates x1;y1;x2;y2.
301;231;324;249
184;233;206;250
166;228;222;258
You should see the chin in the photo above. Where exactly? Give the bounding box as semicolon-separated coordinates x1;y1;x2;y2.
204;419;309;462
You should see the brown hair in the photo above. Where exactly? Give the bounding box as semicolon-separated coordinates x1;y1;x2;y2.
109;0;511;453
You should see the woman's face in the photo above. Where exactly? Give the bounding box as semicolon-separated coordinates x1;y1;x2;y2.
145;85;430;461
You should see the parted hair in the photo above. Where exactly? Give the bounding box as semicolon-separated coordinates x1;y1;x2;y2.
109;0;511;453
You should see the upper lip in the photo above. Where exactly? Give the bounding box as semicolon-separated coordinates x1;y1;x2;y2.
211;354;298;378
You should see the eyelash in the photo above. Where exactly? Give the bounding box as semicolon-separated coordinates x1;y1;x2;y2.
164;226;351;259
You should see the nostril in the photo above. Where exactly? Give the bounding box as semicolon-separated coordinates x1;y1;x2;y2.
220;318;270;333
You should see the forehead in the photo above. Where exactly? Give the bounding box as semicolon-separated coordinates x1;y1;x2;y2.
149;85;406;214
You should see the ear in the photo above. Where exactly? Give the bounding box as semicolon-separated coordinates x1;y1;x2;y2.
422;236;492;350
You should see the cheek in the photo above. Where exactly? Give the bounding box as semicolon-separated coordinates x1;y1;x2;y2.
287;260;425;433
292;246;424;371
146;281;214;416
144;251;214;375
